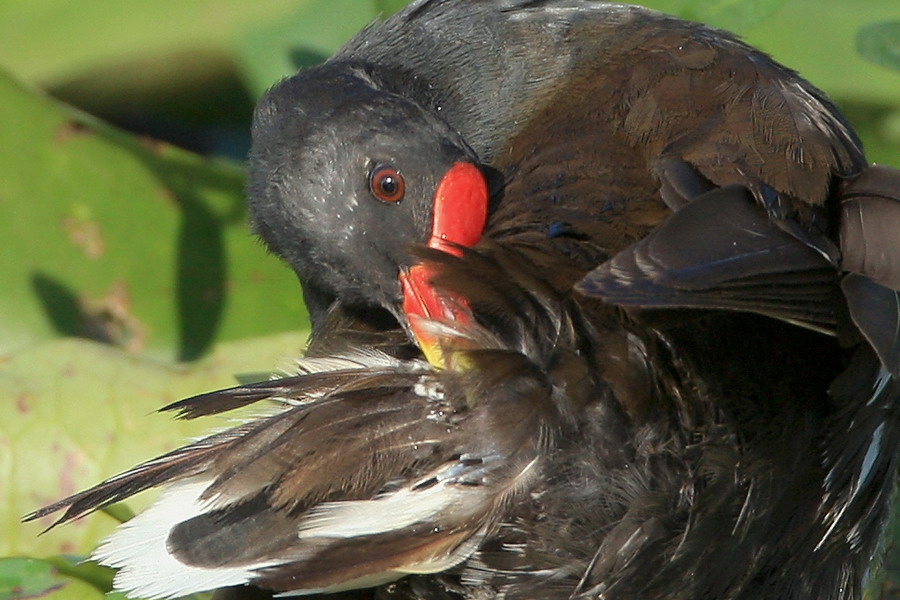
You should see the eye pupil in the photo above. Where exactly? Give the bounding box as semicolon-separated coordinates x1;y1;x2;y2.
369;165;405;203
380;175;397;195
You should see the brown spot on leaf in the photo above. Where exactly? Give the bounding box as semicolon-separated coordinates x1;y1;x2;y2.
80;280;148;352
54;119;92;145
139;135;170;155
59;451;85;497
16;393;32;414
157;185;177;204
63;215;106;259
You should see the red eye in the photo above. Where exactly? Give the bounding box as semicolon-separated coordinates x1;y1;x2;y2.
369;165;406;203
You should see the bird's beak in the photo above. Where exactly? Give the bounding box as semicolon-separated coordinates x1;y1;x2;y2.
400;162;489;368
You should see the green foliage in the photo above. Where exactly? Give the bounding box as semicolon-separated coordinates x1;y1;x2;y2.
0;556;211;600
0;557;104;600
0;72;307;361
237;0;386;98
5;333;306;557
858;21;900;72
0;0;303;84
680;0;789;31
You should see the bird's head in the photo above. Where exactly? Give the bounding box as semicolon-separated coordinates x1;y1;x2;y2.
248;63;489;331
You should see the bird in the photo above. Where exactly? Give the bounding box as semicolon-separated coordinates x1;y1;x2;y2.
27;241;607;599
27;1;900;599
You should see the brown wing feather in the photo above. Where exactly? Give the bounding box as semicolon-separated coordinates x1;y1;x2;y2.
24;423;251;526
159;349;561;591
490;15;862;260
577;185;840;334
204;381;460;510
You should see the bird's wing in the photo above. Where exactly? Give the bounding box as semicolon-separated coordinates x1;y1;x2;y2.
470;5;872;343
580;166;900;374
473;5;861;243
26;290;564;598
839;165;900;373
25;369;441;527
344;2;863;196
338;2;873;333
577;185;839;334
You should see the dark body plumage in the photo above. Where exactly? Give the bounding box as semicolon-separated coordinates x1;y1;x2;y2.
29;1;900;600
249;0;869;329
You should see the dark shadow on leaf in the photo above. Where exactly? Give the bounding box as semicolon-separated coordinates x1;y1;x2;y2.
31;271;148;349
289;47;330;72
108;139;242;361
175;194;227;361
856;21;900;73
31;272;83;338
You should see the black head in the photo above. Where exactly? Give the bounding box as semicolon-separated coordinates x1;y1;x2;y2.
248;63;479;327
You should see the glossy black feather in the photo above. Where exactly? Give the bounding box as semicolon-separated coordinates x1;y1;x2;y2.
578;185;841;333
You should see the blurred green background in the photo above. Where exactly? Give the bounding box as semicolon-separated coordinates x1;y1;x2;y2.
1;0;898;598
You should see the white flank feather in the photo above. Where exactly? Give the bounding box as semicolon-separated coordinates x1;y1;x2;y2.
298;483;467;540
93;476;274;599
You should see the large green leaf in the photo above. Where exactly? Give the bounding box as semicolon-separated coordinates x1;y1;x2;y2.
680;0;789;31
0;557;102;600
235;0;414;99
0;69;306;362
737;0;900;108
235;0;384;98
0;556;209;600
857;21;900;73
0;1;301;85
3;331;307;558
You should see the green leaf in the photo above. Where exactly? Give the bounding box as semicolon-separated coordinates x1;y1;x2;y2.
373;0;412;17
734;0;900;108
40;556;113;594
0;557;101;600
0;556;201;600
681;0;788;32
0;2;301;85
235;0;382;97
97;505;133;526
857;21;900;72
4;331;307;558
841;104;900;166
0;557;62;599
0;68;307;362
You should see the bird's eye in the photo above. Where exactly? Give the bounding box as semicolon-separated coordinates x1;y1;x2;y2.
369;165;406;203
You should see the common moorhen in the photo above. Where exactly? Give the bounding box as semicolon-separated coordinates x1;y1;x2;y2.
28;1;900;599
